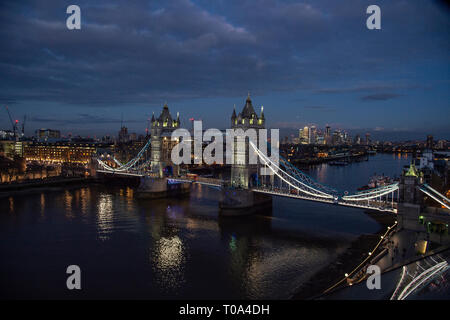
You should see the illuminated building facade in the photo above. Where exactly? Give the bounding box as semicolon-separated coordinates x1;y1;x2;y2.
24;142;102;164
0;141;25;159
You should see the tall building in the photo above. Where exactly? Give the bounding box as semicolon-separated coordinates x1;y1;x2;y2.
325;125;332;145
332;130;341;145
118;126;129;143
437;139;447;150
300;126;309;144
426;135;433;150
365;133;371;146
230;93;265;188
309;125;317;144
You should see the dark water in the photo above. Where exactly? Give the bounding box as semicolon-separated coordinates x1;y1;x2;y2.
0;153;410;299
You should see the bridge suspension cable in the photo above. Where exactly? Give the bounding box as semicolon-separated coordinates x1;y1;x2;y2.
96;138;152;173
393;260;448;300
250;141;335;199
342;183;399;201
419;184;450;210
278;155;339;196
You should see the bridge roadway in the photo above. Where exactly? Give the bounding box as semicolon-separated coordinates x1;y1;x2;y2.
169;176;223;188
250;187;398;213
97;169;146;177
168;177;398;213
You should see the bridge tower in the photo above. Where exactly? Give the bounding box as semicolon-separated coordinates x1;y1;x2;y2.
230;93;265;188
398;162;423;204
150;103;180;178
220;93;271;215
137;103;189;199
397;161;426;232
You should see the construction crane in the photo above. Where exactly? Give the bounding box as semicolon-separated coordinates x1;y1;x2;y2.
146;116;151;136
21;115;26;136
4;105;18;139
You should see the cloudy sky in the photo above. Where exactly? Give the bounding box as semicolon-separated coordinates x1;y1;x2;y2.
1;0;449;140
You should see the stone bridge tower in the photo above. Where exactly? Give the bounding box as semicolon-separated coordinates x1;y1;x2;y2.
399;162;424;204
219;93;271;215
150;103;180;177
230;93;265;188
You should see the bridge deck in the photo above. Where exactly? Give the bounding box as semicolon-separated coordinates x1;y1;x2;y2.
252;187;397;213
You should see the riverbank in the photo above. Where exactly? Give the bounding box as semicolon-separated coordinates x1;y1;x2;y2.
291;210;396;299
0;177;96;198
291;153;369;167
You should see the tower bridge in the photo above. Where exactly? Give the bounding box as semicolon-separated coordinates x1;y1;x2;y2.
93;96;450;215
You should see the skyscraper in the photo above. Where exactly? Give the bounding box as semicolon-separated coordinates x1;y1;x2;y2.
310;125;317;144
325;125;331;145
325;125;330;137
426;135;433;150
365;133;371;146
301;126;309;144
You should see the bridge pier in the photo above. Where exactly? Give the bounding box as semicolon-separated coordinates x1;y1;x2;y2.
136;176;190;199
219;188;272;216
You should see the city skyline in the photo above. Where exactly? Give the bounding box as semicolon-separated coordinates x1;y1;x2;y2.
1;0;449;139
1;1;450;303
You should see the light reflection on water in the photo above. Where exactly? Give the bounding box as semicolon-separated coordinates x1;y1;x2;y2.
0;154;410;299
152;235;186;291
9;196;14;213
64;190;74;220
97;193;114;241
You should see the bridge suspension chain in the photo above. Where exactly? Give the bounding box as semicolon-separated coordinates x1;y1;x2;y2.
278;155;339;196
96;138;152;173
250;141;335;199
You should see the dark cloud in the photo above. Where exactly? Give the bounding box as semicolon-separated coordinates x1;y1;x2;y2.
361;93;401;101
30;114;144;125
0;0;448;137
303;105;336;112
1;0;447;107
315;83;419;94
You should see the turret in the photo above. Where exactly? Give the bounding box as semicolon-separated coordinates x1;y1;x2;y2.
259;106;265;125
231;104;237;126
151;112;155;126
231;93;264;129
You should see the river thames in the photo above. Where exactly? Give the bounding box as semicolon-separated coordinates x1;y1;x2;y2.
0;153;410;299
